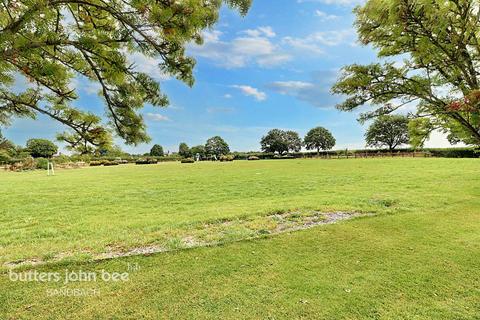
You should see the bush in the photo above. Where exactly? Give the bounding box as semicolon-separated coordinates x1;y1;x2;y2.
89;161;103;166
247;156;260;161
157;155;181;162
219;155;234;162
425;148;479;158
0;150;11;163
136;158;158;165
54;155;70;164
35;157;49;170
181;158;195;163
21;157;36;170
103;160;119;166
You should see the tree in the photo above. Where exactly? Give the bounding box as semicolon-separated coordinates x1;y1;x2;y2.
365;115;409;151
97;144;126;157
260;129;302;153
178;143;191;158
190;145;206;159
284;130;302;153
331;0;480;146
304;127;336;155
205;136;230;157
408;118;434;150
150;144;164;157
0;150;11;163
26;138;58;158
261;129;288;154
56;111;112;155
0;1;252;149
0;130;17;155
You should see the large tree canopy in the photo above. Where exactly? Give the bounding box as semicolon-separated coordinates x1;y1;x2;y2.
178;142;190;158
149;144;164;157
26;138;58;158
260;129;303;154
0;0;251;148
332;0;480;146
365;115;409;151
304;126;336;154
205;136;229;157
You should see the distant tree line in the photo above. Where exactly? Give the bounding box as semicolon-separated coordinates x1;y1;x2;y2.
150;136;231;161
2;114;476;168
260;127;336;155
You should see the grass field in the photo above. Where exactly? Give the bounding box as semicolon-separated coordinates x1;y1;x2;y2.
1;158;479;319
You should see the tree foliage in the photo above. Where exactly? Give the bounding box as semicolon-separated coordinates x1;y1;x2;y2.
304;126;336;153
332;0;480;146
0;129;17;155
0;0;251;149
178;142;191;158
260;129;287;154
261;129;303;153
365;115;409;150
190;145;205;158
408;118;434;150
56;111;112;154
284;130;302;153
26;138;58;158
150;144;164;157
205;136;229;157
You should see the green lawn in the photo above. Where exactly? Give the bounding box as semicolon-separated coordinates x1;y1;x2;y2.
1;158;479;319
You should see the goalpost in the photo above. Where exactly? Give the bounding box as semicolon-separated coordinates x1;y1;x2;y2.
47;161;55;176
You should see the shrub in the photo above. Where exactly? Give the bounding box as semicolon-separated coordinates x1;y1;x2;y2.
90;161;103;166
54;155;70;164
35;157;49;170
21;157;36;170
247;156;260;161
219;155;234;162
0;150;11;163
136;158;158;165
425;148;479;158
181;158;195;163
103;160;119;166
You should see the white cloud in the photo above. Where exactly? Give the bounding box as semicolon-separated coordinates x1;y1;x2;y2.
269;81;314;94
145;113;171;122
282;29;357;54
231;85;267;101
189;29;291;69
267;70;340;108
315;10;339;20
282;37;324;54
242;26;276;38
224;94;233;99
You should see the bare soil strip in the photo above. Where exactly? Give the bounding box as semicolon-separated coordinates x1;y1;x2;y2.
4;211;370;269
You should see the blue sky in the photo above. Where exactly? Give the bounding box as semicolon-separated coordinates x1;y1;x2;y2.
3;0;453;154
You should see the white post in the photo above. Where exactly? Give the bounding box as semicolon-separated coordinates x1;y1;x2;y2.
47;162;55;176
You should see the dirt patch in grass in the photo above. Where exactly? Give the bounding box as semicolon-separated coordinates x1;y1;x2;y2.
4;211;369;269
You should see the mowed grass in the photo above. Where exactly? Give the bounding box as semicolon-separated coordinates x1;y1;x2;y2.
0;158;475;265
1;158;479;319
